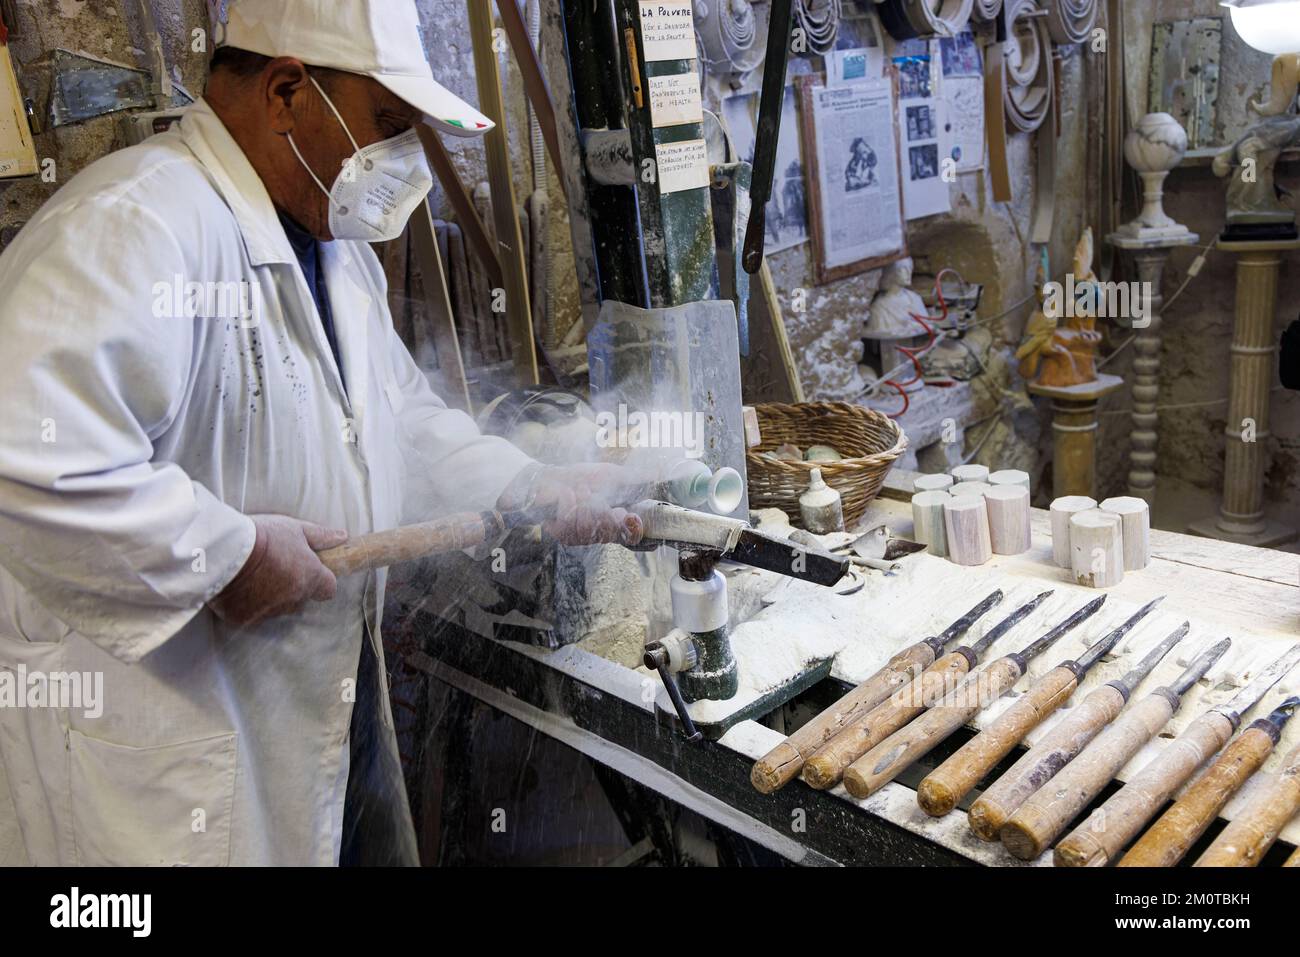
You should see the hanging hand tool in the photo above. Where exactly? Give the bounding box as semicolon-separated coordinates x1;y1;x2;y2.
1117;694;1300;867
841;596;1108;801
749;590;1005;793
1057;645;1300;866
741;0;795;275
1000;637;1232;861
967;622;1188;841
1195;740;1300;867
801;591;1052;791
917;597;1165;817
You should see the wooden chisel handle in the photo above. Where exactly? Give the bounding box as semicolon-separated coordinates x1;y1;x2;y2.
802;651;972;790
1119;724;1279;868
1285;846;1300;867
1055;711;1234;867
843;657;1024;800
1196;743;1300;867
315;512;508;576
918;664;1080;817
968;684;1126;841
750;642;936;793
1001;692;1175;861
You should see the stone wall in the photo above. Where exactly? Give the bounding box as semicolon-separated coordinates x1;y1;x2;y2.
0;0;210;233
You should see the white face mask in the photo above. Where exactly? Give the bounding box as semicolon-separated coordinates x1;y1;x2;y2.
287;75;434;243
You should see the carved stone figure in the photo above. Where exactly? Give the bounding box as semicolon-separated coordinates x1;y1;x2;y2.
1016;231;1104;388
1212;53;1300;239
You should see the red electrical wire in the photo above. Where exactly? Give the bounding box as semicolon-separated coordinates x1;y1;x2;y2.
881;272;957;418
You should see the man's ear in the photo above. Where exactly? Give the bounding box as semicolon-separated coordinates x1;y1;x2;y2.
263;57;312;135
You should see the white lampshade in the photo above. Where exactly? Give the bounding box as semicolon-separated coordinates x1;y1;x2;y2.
1222;0;1300;55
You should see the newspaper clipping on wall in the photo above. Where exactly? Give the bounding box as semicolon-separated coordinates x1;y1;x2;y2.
938;28;985;173
893;40;952;221
806;77;904;271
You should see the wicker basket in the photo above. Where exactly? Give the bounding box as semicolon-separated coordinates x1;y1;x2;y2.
747;402;908;527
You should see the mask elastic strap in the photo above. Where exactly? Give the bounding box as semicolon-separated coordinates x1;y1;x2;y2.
308;73;362;155
286;132;334;204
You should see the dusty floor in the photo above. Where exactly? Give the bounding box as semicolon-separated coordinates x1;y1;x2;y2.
1153;476;1300;555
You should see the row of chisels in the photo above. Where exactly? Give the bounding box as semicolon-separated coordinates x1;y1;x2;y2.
751;589;1300;866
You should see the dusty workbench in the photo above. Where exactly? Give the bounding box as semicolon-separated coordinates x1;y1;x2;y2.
406;468;1300;866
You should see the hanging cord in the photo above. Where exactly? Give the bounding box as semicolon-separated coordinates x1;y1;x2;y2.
1098;240;1215;369
1101;387;1289;416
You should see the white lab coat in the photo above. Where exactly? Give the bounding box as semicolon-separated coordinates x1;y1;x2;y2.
0;99;533;865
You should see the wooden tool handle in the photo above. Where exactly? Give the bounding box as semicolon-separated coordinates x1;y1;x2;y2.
1119;726;1277;868
802;652;971;790
1055;711;1234;867
750;642;936;793
1195;743;1300;867
843;657;1023;800
968;684;1127;841
918;665;1079;818
1285;846;1300;867
1001;692;1175;861
316;512;502;576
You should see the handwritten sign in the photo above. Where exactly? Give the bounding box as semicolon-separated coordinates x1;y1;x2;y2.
649;72;703;128
638;1;696;62
654;138;709;194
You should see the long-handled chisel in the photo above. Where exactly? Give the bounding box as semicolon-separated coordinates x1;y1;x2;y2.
841;596;1108;801
917;597;1165;817
1058;645;1300;866
1118;694;1300;867
801;591;1052;790
1195;740;1300;867
967;622;1188;841
750;590;1004;793
1000;636;1232;860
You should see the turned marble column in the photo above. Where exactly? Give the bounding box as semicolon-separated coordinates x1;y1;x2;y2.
1107;235;1198;504
1108;112;1199;506
1189;238;1300;546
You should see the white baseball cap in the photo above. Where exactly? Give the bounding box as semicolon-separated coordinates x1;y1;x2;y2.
217;0;493;137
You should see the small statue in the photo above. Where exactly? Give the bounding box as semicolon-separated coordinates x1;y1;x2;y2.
1212;53;1300;241
1016;233;1104;388
865;257;927;339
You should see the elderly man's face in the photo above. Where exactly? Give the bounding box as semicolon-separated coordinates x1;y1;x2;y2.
209;57;423;241
282;65;422;239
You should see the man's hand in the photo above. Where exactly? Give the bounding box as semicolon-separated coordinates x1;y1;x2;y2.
497;464;645;547
209;514;349;627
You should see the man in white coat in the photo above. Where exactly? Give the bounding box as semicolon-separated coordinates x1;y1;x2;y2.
0;0;640;865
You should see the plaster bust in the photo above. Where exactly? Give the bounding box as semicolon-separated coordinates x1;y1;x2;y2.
865;258;927;340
